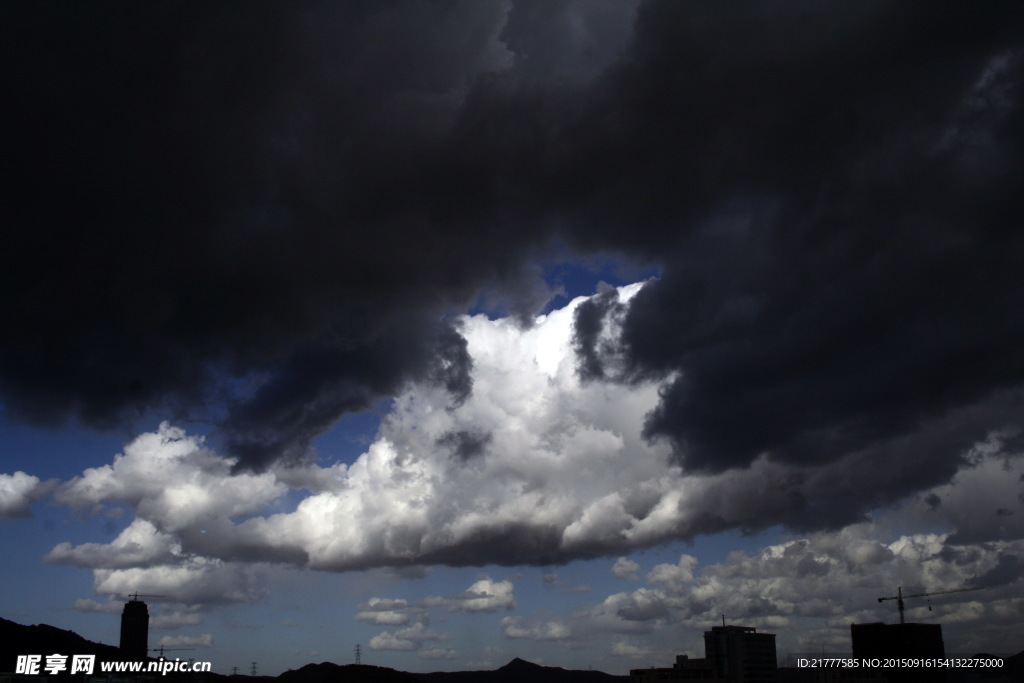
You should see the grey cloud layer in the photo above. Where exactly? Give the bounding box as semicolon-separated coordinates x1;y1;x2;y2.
4;2;1023;478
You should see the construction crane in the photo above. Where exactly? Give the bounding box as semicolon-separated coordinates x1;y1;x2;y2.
877;586;982;624
126;593;167;601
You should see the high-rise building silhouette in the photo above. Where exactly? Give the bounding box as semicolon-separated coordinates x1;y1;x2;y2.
703;625;778;683
630;624;778;682
119;597;149;660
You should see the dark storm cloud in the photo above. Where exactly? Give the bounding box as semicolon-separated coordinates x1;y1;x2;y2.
564;3;1024;483
225;317;472;469
1;1;522;465
968;553;1022;590
3;0;1024;491
572;287;627;382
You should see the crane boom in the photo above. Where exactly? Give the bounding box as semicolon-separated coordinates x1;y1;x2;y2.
127;593;166;601
877;586;981;624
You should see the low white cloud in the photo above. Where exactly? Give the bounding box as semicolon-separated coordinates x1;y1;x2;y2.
92;558;266;604
47;519;179;568
156;633;214;648
73;596;203;630
500;616;572;641
55;423;285;532
368;622;449;652
421;577;515;613
610;640;654;659
361;597;409;610
590;588;670;626
355;597;416;625
612;557;640;580
419;648;458;660
150;609;204;630
368;632;418;651
357;611;410;626
572;524;1024;655
646;554;698;590
0;471;54;518
73;599;122;614
445;578;515;613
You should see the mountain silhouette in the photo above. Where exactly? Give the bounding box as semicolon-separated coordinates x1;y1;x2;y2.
0;616;124;673
278;662;420;683
0;617;625;682
415;656;625;683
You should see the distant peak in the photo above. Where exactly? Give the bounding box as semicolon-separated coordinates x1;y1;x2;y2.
500;658;542;670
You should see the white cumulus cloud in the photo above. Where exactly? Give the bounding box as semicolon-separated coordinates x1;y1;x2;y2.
612;557;641;580
47;519;180;568
92;558;266;604
355;597;417;625
368;622;449;652
23;287;1024;634
420;577;516;613
156;633;214;648
0;471;53;518
574;523;1024;655
500;616;572;641
55;423;286;532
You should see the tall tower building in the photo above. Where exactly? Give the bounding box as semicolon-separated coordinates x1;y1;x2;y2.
119;597;149;660
703;625;778;683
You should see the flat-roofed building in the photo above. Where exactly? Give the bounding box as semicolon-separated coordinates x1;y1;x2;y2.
704;625;778;683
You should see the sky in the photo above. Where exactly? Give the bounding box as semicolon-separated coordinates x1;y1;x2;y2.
2;0;1024;676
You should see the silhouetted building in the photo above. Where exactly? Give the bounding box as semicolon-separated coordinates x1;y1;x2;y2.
630;665;687;682
631;625;778;682
850;622;944;659
673;655;722;680
704;625;778;683
631;655;724;681
119;598;149;660
851;622;945;682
